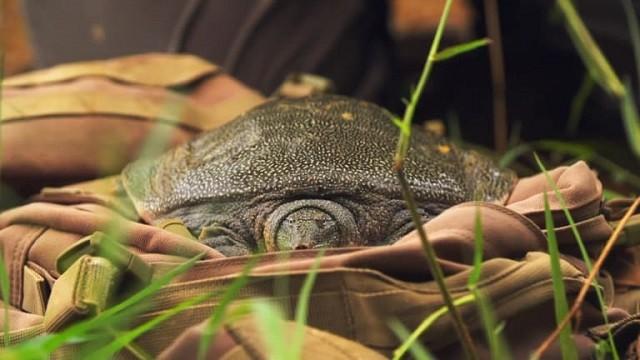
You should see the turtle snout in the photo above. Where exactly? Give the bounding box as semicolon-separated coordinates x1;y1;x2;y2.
263;200;359;251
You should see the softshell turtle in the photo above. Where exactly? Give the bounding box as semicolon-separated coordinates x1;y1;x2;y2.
122;95;516;256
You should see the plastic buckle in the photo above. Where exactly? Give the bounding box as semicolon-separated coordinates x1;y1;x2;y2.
56;231;153;291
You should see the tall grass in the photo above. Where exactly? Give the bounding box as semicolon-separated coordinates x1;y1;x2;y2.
467;206;511;360
392;294;475;360
389;319;434;360
290;250;324;360
196;257;260;360
250;251;324;360
392;0;493;357
556;0;640;157
533;154;619;359
567;73;595;136
621;0;640;87
499;141;640;191
3;253;204;359
533;196;640;358
0;253;9;347
538;191;578;360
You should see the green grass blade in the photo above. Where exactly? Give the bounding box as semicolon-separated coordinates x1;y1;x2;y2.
251;300;288;359
621;82;640;158
507;119;522;148
542;191;578;360
391;0;477;356
471;289;511;360
467;205;512;359
0;250;10;346
567;73;595;136
85;253;204;325
534;154;619;359
500;141;640;190
621;0;640;87
433;38;491;62
498;143;533;169
446;111;463;144
533;154;592;269
558;0;640;160
9;253;204;356
556;0;624;97
603;189;625;201
290;250;325;360
467;205;484;289
392;294;475;360
134;98;183;162
388;319;434;360
394;0;455;165
197;256;259;360
103;327;152;360
91;292;214;359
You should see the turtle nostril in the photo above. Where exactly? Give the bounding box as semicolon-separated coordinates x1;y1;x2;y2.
295;244;309;250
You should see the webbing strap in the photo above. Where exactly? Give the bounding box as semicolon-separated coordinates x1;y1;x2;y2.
22;266;47;316
56;232;152;286
44;255;121;331
156;219;197;240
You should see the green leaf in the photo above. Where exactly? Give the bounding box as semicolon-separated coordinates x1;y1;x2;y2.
471;289;512;360
566;73;595;136
290;250;325;360
467;205;484;290
621;0;640;87
498;143;533;168
252;301;289;359
533;153;620;359
392;294;475;360
388;319;434;360
10;253;204;357
91;292;214;359
433;38;491;62
557;0;624;97
542;190;578;360
197;257;259;360
0;250;11;346
621;82;640;159
467;205;512;359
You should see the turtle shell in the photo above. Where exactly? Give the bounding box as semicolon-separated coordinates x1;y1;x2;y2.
122;95;516;219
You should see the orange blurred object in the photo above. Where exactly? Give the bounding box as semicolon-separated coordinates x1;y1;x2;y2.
391;0;474;38
2;0;33;75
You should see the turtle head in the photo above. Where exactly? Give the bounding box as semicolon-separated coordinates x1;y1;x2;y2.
263;199;359;251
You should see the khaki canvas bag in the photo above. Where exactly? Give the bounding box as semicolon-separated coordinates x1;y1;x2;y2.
1;161;640;358
1;53;265;195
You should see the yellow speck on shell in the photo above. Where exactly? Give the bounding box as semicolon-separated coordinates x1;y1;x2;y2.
341;112;354;121
437;144;451;154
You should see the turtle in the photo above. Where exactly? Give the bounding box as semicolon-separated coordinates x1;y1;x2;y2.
122;95;516;256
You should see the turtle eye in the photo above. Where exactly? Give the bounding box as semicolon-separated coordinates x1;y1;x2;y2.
315;219;332;229
263;199;360;251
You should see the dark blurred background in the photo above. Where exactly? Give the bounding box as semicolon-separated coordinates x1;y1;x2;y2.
3;0;639;150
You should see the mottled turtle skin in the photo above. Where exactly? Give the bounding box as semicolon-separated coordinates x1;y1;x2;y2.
122;95;516;256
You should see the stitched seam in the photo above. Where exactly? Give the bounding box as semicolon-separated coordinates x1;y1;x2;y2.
225;324;265;360
12;226;47;306
340;275;356;340
456;202;547;244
